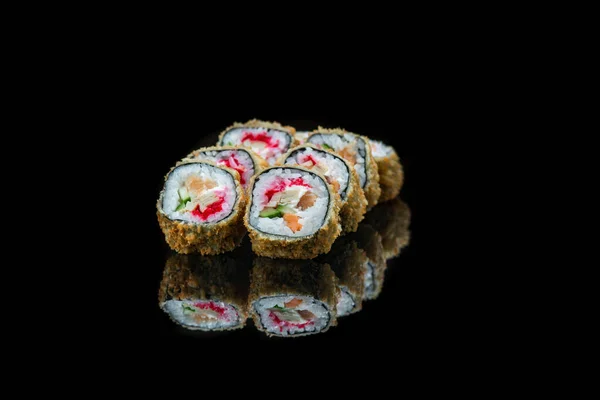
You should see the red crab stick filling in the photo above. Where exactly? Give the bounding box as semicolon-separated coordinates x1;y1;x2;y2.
180;301;238;325
240;131;284;161
264;177;311;204
267;298;316;333
175;176;228;221
194;302;227;316
190;196;225;220
299;154;318;167
220;155;247;185
269;312;314;332
241;131;280;148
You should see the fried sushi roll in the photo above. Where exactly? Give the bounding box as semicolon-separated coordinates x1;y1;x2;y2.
307;127;381;208
157;162;247;254
182;146;268;191
281;144;367;234
351;224;386;300
319;237;367;316
244;166;341;259
369;140;404;202
364;197;411;260
158;253;249;331
217;119;297;166
249;258;339;337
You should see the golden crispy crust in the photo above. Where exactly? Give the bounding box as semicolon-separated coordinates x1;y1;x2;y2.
158;253;250;331
319;237;367;314
156;161;247;255
374;150;404;202
248;258;339;337
217;119;299;148
276;144;367;234
310;127;381;208
340;168;368;233
364;197;411;259
243;166;342;259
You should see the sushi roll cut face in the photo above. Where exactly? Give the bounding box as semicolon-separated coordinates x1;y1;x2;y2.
336;287;356;317
254;296;331;336
307;133;369;189
160;163;237;223
283;146;350;202
187;148;257;189
162;299;241;331
249;168;330;237
220;127;293;165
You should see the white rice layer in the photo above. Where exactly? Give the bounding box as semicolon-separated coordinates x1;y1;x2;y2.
284;146;350;201
220;127;291;165
162;300;240;330
249;168;329;237
190;149;255;188
254;295;330;336
336;287;356;317
370;140;394;158
161;163;236;223
307;133;367;188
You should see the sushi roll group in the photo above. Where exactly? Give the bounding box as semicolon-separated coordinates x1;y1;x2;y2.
157;118;406;258
306;127;381;208
369;140;404;202
281;144;367;234
183;146;268;190
249;258;339;337
156;162;247;254
218;119;297;165
158;253;249;331
244;166;341;259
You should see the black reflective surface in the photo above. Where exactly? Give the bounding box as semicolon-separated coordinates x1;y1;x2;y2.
153;122;416;342
158;197;411;338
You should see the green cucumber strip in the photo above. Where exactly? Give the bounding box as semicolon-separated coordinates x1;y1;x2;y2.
259;208;283;218
182;305;196;313
175;188;191;212
276;204;296;214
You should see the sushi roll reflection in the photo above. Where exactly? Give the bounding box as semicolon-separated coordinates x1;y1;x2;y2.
218;119;297;165
157;162;246;254
307;128;381;208
183;146;268;190
282;144;367;234
249;258;339;337
369;140;404;202
244;166;341;259
365;197;411;260
158;253;249;331
351;224;386;300
320;237;367;316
